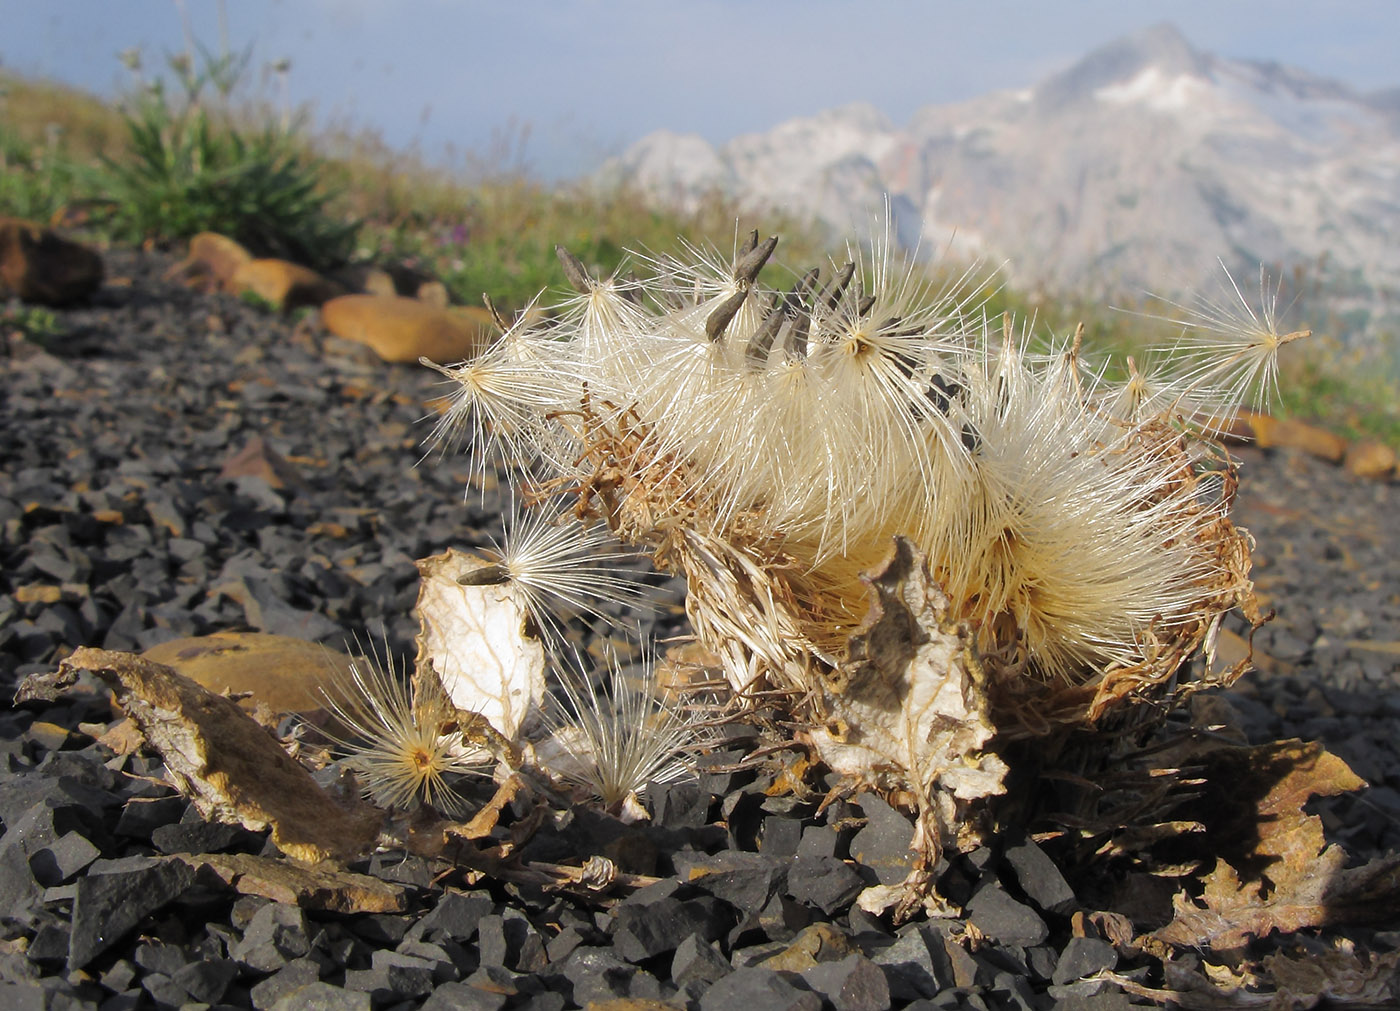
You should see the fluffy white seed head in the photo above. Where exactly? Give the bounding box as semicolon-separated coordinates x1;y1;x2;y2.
539;655;705;810
316;641;487;817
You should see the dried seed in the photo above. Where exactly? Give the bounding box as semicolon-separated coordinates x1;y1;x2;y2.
705;288;750;342
820;261;856;312
555;245;592;292
733;235;780;287
746;306;786;369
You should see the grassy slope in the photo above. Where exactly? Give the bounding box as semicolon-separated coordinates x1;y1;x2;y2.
2;69;1396;448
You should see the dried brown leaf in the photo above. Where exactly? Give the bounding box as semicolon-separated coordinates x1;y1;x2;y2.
1152;740;1400;950
19;648;380;863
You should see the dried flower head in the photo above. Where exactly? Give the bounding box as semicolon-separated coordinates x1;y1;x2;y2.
462;496;649;642
316;640;487;818
539;655;705;811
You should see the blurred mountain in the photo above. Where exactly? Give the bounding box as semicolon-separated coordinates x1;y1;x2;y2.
600;23;1400;335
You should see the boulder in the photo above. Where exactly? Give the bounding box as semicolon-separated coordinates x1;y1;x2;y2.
1344;440;1397;480
1241;412;1348;462
0;217;103;305
416;280;450;308
329;262;436;297
165;232;253;293
330;263;399;298
141;632;357;717
230;258;344;312
321;294;494;364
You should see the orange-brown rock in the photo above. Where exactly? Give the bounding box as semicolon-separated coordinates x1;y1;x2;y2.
0;217;103;305
328;262;396;297
142;632;356;716
230;258;343;312
321;294;493;364
416;280;449;308
165;232;253;292
1243;413;1348;462
1344;439;1397;480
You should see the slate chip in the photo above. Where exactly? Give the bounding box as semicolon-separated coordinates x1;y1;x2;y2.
1004;839;1076;914
674;850;786;916
849;793;916;886
965;883;1049;947
268;980;371;1011
672;932;733;990
785;855;865;915
28;831;101;885
171;957;239;1004
67;857;195;970
871;929;949;1001
800;952;893;1011
248;958;321;1010
234;901;313;972
559;946;662;1005
699;966;824;1011
1053;936;1119;984
151;817;249;854
609;895;731;962
420;980;508;1011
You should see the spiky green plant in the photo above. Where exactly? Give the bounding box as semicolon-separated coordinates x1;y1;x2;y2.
97;50;356;268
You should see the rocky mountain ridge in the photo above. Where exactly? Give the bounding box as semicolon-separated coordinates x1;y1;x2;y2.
601;24;1400;337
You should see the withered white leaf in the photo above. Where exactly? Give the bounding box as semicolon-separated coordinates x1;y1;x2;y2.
809;538;1007;867
414;548;546;745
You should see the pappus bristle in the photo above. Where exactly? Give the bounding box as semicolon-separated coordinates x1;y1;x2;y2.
316;640;486;817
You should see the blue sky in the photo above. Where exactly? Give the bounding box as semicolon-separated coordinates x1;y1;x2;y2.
3;1;1397;180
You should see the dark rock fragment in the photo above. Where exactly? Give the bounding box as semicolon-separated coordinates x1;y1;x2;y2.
133;940;189;977
1004;838;1076;914
171;957;239;1004
249;958;321;1009
409;889;493;943
28;831;100;885
421;980;508;1011
610;894;731;962
672;932;733;991
786;855;864;915
795;824;839;859
870;927;951;1001
267;980;371;1010
674;850;785;916
849;793;915;886
699;966;823;1011
234;901;313;972
759;813;804;857
965;882;1048;946
22;923;69;965
800;952;892;1011
0;842;42;917
67;856;195;970
559;946;662;1004
151;816;249;854
371;949;438;997
1053;936;1118;984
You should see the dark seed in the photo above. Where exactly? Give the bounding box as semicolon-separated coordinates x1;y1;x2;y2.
555;246;592;292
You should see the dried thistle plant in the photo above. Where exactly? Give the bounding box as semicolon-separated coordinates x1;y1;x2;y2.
425;223;1298;901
